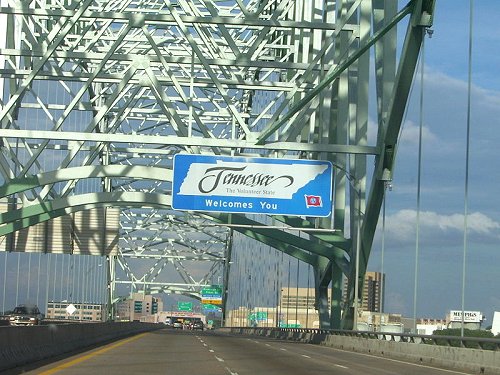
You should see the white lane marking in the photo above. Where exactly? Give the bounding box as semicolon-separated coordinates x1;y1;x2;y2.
301;355;311;359
335;364;348;369
253;340;259;344
280;348;287;351
265;344;271;347
225;366;239;375
203;343;208;347
325;347;471;374
215;356;225;362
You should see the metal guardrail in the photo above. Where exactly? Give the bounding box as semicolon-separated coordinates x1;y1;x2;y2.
237;327;500;350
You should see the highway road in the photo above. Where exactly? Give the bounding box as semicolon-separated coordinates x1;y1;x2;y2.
5;329;474;375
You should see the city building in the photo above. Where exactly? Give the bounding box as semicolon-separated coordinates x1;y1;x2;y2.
416;318;447;335
343;271;385;313
46;301;103;321
491;312;500;336
226;288;325;328
226;276;384;329
115;293;163;322
280;287;323;310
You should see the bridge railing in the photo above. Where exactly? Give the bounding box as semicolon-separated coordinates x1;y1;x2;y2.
232;327;500;350
224;327;500;374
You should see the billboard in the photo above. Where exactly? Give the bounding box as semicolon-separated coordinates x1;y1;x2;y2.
172;154;333;217
449;310;483;323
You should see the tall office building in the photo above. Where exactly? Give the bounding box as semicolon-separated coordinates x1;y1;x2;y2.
343;271;385;313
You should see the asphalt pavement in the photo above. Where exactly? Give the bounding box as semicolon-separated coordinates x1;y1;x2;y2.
3;329;474;375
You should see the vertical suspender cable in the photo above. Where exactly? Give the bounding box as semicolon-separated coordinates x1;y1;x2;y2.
15;252;21;306
461;0;474;337
14;138;20;308
2;253;7;313
278;250;283;327
52;254;58;301
306;263;311;328
413;28;426;333
45;254;51;314
295;257;299;326
27;253;32;301
286;258;291;326
380;186;386;318
66;254;72;301
71;256;76;303
60;255;65;301
78;254;82;303
36;253;42;307
275;248;280;328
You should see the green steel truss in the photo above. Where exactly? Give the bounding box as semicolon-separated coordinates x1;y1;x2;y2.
0;0;434;328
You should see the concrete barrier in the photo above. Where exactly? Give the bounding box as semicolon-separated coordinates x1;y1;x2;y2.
222;328;500;375
0;322;161;372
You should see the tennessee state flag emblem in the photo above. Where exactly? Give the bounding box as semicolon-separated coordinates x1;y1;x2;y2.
305;195;322;208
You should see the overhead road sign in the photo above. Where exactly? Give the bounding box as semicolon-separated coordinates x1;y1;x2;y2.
201;298;222;305
177;302;193;312
172;154;333;217
203;304;222;312
201;286;222;298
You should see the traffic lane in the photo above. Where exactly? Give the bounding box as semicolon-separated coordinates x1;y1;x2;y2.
196;332;346;375
13;329;234;375
202;331;474;375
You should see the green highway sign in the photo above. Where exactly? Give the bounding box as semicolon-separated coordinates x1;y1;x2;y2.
248;312;268;322
177;301;193;312
203;303;222;312
201;285;222;298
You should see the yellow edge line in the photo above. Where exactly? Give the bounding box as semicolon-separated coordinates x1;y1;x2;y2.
38;332;149;375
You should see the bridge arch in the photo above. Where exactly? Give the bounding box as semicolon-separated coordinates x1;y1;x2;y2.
0;0;435;329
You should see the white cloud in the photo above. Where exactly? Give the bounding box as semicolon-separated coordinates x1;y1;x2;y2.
399;120;438;146
382;209;500;246
425;70;500;110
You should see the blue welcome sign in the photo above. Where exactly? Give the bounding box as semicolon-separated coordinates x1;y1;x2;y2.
172;154;333;217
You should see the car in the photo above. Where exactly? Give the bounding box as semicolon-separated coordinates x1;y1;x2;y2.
192;320;204;330
8;305;43;326
172;320;183;329
164;318;173;327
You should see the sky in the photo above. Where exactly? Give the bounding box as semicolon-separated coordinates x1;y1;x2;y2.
365;0;500;324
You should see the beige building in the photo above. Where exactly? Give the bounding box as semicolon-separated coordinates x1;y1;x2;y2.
226;272;384;328
226;305;321;329
226;287;322;328
280;287;323;310
116;292;163;322
46;301;104;321
343;271;385;313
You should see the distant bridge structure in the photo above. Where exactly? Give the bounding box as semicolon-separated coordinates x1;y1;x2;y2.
0;0;434;329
